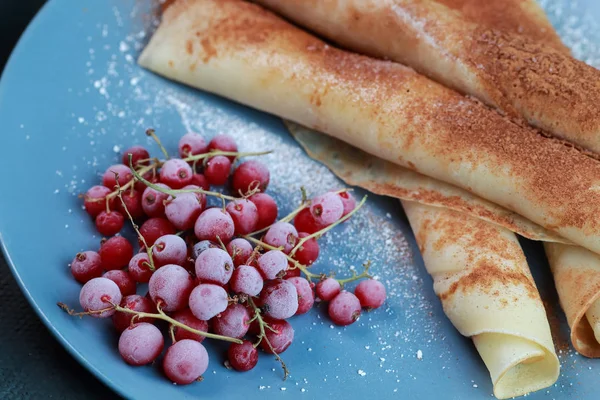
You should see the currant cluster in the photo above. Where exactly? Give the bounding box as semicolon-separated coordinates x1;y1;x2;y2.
60;130;386;385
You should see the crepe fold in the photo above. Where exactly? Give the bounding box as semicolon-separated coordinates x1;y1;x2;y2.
139;0;600;255
403;202;559;399
254;0;600;155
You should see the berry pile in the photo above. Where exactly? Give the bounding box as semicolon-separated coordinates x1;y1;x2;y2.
59;129;387;385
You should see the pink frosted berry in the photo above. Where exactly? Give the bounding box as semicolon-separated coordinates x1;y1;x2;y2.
192;240;218;260
328;291;361;326
165;192;204;230
194;248;234;285
310;192;344;226
264;222;298;254
204;155;232;186
152;234;188;267
122;145;150;167
334;190;356;217
260;318;294;354
190;173;210;190
287;277;314;315
232;160;270;195
79;277;122;318
148;264;194;312
294;232;319;266
316;277;341;301
211;304;250;339
128;252;153;283
141;183;171;218
226;199;259;235
103;270;136;297
228;340;258;371
194;208;235;243
84;185;114;218
159;158;193;189
118;323;164;366
226;238;253;266
259;280;298;320
257;250;288;280
102;164;133;189
248;193;278;230
230;265;263;296
171;309;209;343
355;279;387;309
208;134;238;161
179;132;207;157
163;340;209;385
112;294;155;332
70;251;103;284
189;284;228;320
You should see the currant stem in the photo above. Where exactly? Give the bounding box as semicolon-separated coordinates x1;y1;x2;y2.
337;261;373;287
246;202;309;237
128;156;239;201
182;150;272;163
146;128;170;160
247;298;289;380
288;195;367;258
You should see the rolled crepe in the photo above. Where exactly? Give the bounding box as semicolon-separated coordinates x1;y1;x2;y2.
254;0;600;155
544;243;600;357
139;0;600;254
403;201;559;399
286;121;568;244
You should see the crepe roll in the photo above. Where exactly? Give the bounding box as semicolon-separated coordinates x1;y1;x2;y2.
403;201;559;399
139;0;600;254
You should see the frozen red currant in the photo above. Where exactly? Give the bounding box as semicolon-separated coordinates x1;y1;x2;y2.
204;155;231;186
230;265;263;297
315;277;341;301
163;340;209;385
116;189;144;219
226;199;259;235
194;208;234;243
333;190;356;217
211;303;250;339
328;291;361;326
228;340;258;372
112;294;155;332
118;322;164;366
141;183;171;218
102;164;133;189
165;192;204;230
84;185;114;218
264;222;298;254
99;236;133;270
226;238;253;266
103;270;136;296
293;232;319;266
139;217;176;247
159;158;193;189
70;251;103;284
127;252;153;283
171;309;209;343
152;234;188;267
257;250;288;280
191;240;218;260
354;279;387;309
208;134;237;161
79;277;122;318
260;318;294;354
122;145;150;167
294;208;326;235
148;264;194;312
310;192;344;226
259;279;298;320
178;132;207;157
286;276;314;315
232;160;270;195
188;283;228;320
195;248;234;285
190;173;210;191
95;210;124;236
248;193;278;230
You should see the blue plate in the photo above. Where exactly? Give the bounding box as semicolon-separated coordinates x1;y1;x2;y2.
1;1;600;399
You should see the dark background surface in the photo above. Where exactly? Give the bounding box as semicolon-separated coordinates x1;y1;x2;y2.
0;1;119;398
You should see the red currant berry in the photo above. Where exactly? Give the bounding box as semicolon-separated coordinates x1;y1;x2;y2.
103;270;136;296
102;164;133;189
188;284;228;320
179;132;207;158
116;189;144;219
194;208;235;243
334;190;356;217
293;232;320;266
259;280;298;320
315;277;341;301
99;236;134;270
118;323;164;366
328;291;361;326
286;276;314;315
122;145;150;167
84;186;114;218
310;192;344;226
163;340;209;385
230;265;263;297
211;303;251;339
148;264;194;312
226;238;253;266
232;160;270;195
264;222;298;254
171;309;209;343
79;277;122;318
354;279;387;309
248;193;278;230
141;183;171;218
195;248;234;285
159;158;193;189
226;199;259;235
112;294;155;332
228;340;258;372
95;210;125;236
204;155;231;186
165;192;204;230
139;217;176;247
190;173;210;190
128;252;153;283
260;318;294;354
152;234;188;267
208;134;238;161
70;251;103;284
257;250;288;280
294;208;326;235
